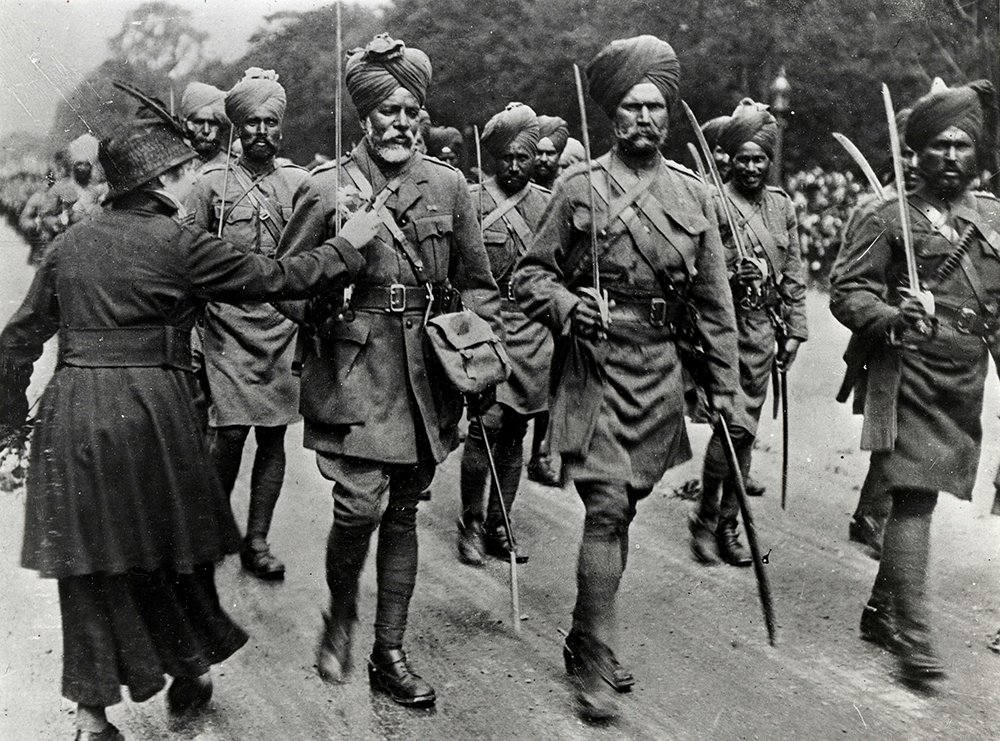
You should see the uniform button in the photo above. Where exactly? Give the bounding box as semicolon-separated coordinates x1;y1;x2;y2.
405;319;414;328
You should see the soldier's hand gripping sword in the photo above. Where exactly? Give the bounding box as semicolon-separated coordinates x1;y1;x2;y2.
883;84;935;335
682;101;768;307
573;63;610;335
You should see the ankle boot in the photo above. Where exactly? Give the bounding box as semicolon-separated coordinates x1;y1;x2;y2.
563;630;634;692
859;600;905;654
367;645;436;707
688;513;719;565
317;611;354;683
166;673;213;714
570;633;619;722
716;522;752;567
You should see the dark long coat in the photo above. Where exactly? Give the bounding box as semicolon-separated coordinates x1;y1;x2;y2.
513;152;739;489
0;191;364;578
470;176;552;415
276;144;503;466
830;186;1000;499
186;158;309;427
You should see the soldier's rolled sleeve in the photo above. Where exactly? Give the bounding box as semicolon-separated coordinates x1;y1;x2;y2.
513;178;583;335
780;199;809;341
447;170;504;339
829;206;898;339
689;198;740;397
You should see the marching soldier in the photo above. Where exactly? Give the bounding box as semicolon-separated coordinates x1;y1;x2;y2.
513;35;739;720
276;33;502;707
180;81;230;169
457;102;551;565
831;80;1000;685
186;68;309;580
689;99;808;567
531;115;570;190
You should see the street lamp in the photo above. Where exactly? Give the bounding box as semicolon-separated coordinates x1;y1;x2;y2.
770;66;790;186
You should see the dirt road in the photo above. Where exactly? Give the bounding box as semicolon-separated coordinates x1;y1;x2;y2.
1;221;997;740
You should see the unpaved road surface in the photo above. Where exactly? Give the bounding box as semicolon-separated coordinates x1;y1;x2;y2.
1;221;998;740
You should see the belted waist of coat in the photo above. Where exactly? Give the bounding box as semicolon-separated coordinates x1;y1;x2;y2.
605;289;685;329
933;300;999;338
59;326;192;369
350;283;457;314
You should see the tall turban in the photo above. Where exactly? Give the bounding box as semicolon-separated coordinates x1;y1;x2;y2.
67;133;99;165
586;35;681;118
717;98;778;159
225;68;286;126
701;116;731;150
536;115;570;153
346;34;432;118
905;80;995;153
481;103;540;159
428;126;463;158
560;137;586;169
181;82;227;123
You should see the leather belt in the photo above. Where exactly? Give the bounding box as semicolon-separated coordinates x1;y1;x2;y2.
608;295;682;328
59;326;192;369
935;302;998;337
351;283;433;313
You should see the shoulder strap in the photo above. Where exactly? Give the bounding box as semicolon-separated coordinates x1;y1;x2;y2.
224;165;285;246
727;192;780;276
343;158;428;282
482;179;532;249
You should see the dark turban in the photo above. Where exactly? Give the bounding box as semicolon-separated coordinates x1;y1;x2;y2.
481;102;540;159
718;98;778;159
346;33;432;118
905;80;995;152
586;35;681;118
181;82;227;123
536;115;570;153
701;116;730;150
428;126;463;158
225;68;286;126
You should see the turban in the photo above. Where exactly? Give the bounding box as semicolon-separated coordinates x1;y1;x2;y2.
428;126;463;157
718;98;778;159
67;133;99;164
560;137;586;168
181;82;227;123
701;116;730;150
536;115;570;153
905;80;995;152
586;35;681;118
346;34;432;118
225;68;286;126
481;102;540;159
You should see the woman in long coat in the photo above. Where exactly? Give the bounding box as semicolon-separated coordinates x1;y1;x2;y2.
0;118;373;740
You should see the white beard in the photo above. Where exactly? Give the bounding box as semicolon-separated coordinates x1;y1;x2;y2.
364;120;414;165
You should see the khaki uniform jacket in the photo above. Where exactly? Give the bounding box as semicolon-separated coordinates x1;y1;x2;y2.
470;177;552;415
513;152;739;488
277;144;503;465
186;157;308;427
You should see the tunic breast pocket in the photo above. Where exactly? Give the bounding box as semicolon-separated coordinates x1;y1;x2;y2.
214;203;255;246
482;227;514;277
414;213;454;278
664;209;709;277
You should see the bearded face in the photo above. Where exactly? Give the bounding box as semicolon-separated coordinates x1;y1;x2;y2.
612;82;669;158
364;87;421;166
238;104;282;165
917;126;976;199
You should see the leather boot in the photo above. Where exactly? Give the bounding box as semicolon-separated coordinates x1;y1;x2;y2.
316;611;354;683
859;600;905;654
166;673;213;714
456;517;485;566
570;633;619;722
75;726;124;741
745;474;766;497
484;522;528;563
688;513;719;565
716;522;752;567
527;453;561;486
898;635;946;684
563;629;634;692
367;646;436;707
241;537;285;580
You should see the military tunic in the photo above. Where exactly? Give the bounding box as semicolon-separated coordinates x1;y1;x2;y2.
830;188;1000;500
718;182;808;435
277;144;503;469
470;176;552;414
186;158;309;427
514;153;739;489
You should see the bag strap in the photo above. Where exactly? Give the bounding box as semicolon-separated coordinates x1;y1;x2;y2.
343;159;428;283
726;191;780;277
224;165;285;247
482;179;533;251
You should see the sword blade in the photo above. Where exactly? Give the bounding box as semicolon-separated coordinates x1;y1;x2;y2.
832;132;886;202
780;368;789;511
882;84;919;291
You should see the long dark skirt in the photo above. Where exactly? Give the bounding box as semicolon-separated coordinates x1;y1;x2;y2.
59;562;247;707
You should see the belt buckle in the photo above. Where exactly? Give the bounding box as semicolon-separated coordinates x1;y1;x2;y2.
388;283;406;313
649;298;667;327
955;307;977;334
